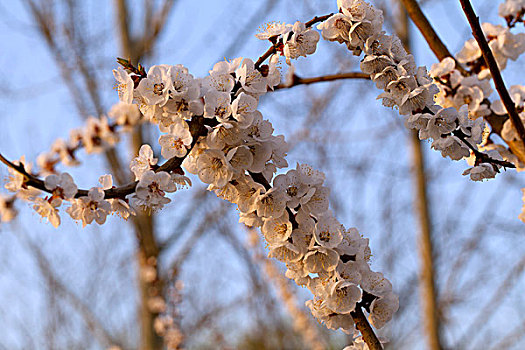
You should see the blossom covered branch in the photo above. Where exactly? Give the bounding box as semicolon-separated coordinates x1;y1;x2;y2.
1;6;398;348
2;0;525;348
460;0;525;147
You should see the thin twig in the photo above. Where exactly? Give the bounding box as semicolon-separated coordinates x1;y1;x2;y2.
456;255;525;348
0;115;209;200
19;233;124;349
275;72;370;90
254;13;333;69
459;0;525;147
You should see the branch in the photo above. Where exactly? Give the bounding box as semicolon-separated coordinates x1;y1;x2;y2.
249;172;384;350
114;0;133;57
137;0;176;59
351;305;383;350
454;130;516;169
396;3;443;348
456;254;525;348
20;234;123;349
399;0;468;75
254;13;334;69
0;115;210;200
395;0;525;164
275;72;370;90
459;0;525;148
1;31;366;201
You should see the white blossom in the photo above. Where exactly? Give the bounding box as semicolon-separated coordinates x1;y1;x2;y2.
159;122;192;159
432;135;470;160
108;102;141;131
4;156;40;199
33;197;61;228
256;21;292;40
201;58;241;94
369;292;399;329
283;21;320;65
360;270;392;297
261;213;293;244
197;149;234;188
134;170;175;211
83;116;119;154
255;187;289;219
113;67;134;104
325;280;362;314
499;0;525;20
236;58;268;96
303;246;339;273
273;169;311;209
50;138;79;167
317;14;352;44
231;92;258;126
314;212;344;249
131;144;158;181
67;187;111;227
44;172;77;205
462;163;499;181
136;65;171;106
203;90;231;120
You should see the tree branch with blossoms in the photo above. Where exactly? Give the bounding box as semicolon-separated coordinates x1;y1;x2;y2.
460;0;525;147
3;0;525;348
399;0;468;75
400;0;525;167
1;8;396;348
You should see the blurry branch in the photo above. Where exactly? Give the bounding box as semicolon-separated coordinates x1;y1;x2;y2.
24;0;90;118
114;0;133;57
63;0;104;116
488;320;525;350
19;234;124;350
158;189;210;251
114;0;176;61
184;296;251;339
275;72;370;90
111;2;176;349
23;0;127;184
137;0;176;59
395;2;443;349
218;225;264;293
285;79;344;150
218;224;282;330
441;184;505;297
459;0;525;151
218;0;279;60
166;202;229;277
455;255;525;349
247;229;327;350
